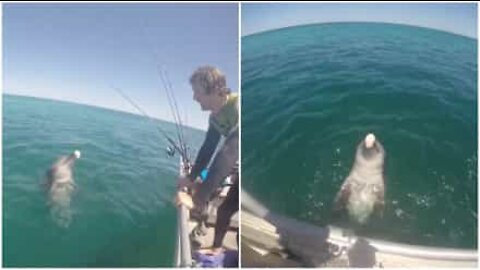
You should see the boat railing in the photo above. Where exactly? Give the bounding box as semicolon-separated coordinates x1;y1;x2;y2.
175;160;193;268
242;189;478;266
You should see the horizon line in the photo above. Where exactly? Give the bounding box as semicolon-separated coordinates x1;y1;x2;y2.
242;21;477;40
3;92;206;132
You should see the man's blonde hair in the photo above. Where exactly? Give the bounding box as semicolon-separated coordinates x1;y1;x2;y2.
190;66;229;95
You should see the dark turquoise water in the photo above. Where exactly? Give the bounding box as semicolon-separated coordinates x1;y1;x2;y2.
3;94;204;267
242;23;477;248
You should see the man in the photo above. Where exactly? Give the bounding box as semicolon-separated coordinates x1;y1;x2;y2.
177;65;239;255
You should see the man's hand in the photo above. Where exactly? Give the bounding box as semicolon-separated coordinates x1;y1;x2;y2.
177;175;194;190
176;191;194;209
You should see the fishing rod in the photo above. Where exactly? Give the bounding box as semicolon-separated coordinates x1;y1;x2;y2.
137;20;191;164
111;86;190;165
159;70;188;163
157;67;190;163
128;20;194;168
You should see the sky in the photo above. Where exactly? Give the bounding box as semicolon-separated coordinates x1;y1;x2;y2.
4;3;239;130
242;3;477;39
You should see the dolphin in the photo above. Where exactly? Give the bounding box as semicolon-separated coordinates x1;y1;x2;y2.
45;150;81;227
334;134;385;224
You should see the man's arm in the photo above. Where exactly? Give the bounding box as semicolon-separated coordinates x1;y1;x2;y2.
193;128;238;206
188;123;221;182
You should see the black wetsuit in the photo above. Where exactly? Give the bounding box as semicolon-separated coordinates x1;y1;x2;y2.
188;94;239;249
213;169;238;248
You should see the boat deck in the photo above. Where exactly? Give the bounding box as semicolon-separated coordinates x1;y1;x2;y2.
189;213;239;251
176;190;239;267
241;210;477;268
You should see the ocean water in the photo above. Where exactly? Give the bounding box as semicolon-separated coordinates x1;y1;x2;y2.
242;23;477;249
3;94;204;267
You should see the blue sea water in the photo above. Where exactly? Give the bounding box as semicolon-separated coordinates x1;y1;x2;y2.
242;23;477;248
3;94;204;267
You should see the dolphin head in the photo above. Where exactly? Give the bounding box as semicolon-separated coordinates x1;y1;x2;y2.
359;133;384;161
47;150;81;184
63;150;81;167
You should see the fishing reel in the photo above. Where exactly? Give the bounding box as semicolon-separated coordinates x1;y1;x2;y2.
166;146;175;157
325;231;379;268
328;242;348;257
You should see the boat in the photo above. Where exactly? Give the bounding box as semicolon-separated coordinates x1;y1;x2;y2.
241;190;478;268
175;160;239;267
112;70;240;267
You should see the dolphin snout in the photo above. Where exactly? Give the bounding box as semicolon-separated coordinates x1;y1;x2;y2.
365;133;376;148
